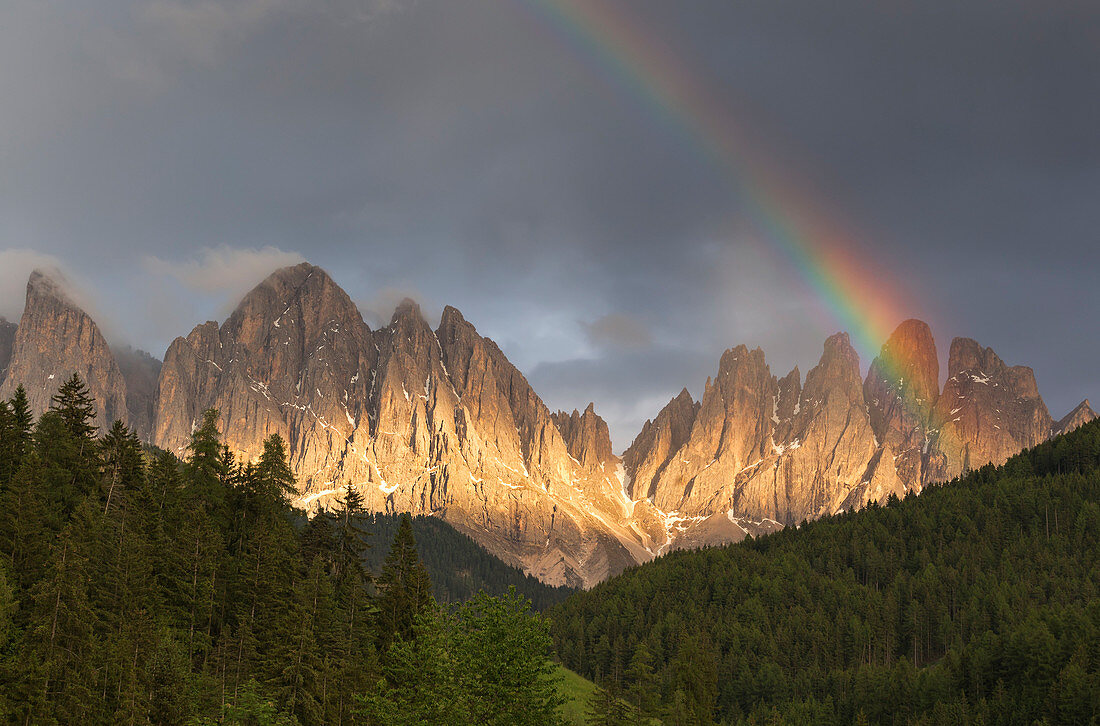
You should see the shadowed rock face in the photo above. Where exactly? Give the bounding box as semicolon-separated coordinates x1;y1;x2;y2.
0;318;16;383
553;404;615;471
115;346;162;441
1;263;1087;587
0;271;129;433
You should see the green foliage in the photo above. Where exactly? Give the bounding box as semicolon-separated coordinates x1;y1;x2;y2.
359;588;566;726
552;419;1100;725
0;393;565;726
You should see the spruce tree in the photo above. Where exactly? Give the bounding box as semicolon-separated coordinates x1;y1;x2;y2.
586;679;634;726
330;484;375;725
374;514;433;650
9;384;33;440
51;373;97;441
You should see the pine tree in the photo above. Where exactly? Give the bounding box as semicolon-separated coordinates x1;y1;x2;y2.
16;526;97;724
625;641;659;718
329;484;375;725
255;434;297;506
451;589;566;726
51;373;97;441
375;514;433;650
586;679;635;726
187;408;228;519
99;419;144;513
9;384;33;439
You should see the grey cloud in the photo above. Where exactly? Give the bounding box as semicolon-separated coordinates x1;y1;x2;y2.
581;314;653;351
0;0;1096;444
143;245;305;295
0;249;64;320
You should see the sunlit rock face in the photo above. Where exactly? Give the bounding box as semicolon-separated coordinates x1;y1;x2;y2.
623;320;1075;558
1053;400;1096;436
0;271;129;434
933;337;1052;480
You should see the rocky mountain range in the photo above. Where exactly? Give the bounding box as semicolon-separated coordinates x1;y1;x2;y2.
0;264;1092;586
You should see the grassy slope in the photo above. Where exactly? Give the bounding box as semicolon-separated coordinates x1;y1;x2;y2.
555;664;598;725
555;664;662;725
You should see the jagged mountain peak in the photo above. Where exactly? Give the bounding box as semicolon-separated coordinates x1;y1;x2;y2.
27;267;67;295
948;337;1005;377
878;320;938;383
439;305;467;326
552;402;616;471
1054;399;1097;436
4;258;1086;588
823;330;858;361
865;320;939;425
390;297;424;324
0;271;128;433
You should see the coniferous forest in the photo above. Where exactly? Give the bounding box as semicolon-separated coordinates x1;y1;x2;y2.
552;420;1100;725
352;512;573;610
0;375;565;725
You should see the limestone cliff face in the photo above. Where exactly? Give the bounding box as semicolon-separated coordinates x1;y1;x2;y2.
1053;400;1096;436
625;335;889;528
154;262;378;486
622;388;697;501
0;271;129;432
0;318;15;383
934;338;1052;480
553;404;615;471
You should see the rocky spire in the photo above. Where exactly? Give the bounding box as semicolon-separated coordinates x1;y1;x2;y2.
863;319;939;490
622;387;698;501
552;403;616;471
0;270;128;433
1052;399;1096;436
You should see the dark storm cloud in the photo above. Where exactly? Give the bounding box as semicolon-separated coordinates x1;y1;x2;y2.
1;0;1097;448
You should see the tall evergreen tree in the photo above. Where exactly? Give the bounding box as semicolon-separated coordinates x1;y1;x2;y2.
586;679;635;726
324;484;375;725
51;373;97;441
374;514;433;650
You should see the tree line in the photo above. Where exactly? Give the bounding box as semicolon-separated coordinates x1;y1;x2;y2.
554;420;1100;725
0;374;565;725
351;512;573;610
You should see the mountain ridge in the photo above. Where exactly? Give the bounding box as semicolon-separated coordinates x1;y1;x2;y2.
2;263;1093;586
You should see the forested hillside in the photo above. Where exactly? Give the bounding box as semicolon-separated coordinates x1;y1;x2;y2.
0;375;565;725
552;421;1100;725
354;513;573;610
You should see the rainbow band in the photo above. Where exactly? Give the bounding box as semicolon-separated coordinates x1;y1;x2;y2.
512;0;906;359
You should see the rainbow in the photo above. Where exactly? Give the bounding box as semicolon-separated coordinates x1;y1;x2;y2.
511;0;910;360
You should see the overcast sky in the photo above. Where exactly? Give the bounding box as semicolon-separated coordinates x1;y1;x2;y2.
1;0;1097;449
